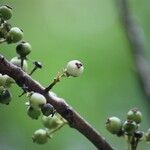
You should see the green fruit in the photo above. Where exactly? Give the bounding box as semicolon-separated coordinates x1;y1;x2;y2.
127;108;142;124
29;92;46;108
16;41;32;57
32;129;49;144
27;106;41;120
106;117;122;134
0;74;14;87
6;27;23;43
123;120;137;135
0;5;12;20
0;88;12;105
41;103;55;117
145;129;150;142
10;57;28;72
42;115;63;130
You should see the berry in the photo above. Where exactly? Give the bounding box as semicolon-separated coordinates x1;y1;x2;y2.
32;129;49;144
0;74;14;88
16;41;32;57
123;120;137;135
27;106;41;120
0;5;12;20
42;115;63;130
29;92;46;108
106;117;122;134
10;57;28;72
0;88;12;105
127;108;142;124
6;27;23;43
65;60;84;77
145;129;150;142
41;103;55;117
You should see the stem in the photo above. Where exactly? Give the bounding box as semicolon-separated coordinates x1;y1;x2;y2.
0;55;113;150
116;0;150;101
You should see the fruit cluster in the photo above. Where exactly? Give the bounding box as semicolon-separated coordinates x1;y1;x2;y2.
106;108;150;149
0;4;84;144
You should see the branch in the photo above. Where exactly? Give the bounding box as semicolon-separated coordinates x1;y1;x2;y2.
117;0;150;100
0;55;113;150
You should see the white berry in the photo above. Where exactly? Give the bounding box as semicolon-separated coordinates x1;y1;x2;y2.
10;57;28;72
65;60;84;77
29;92;46;108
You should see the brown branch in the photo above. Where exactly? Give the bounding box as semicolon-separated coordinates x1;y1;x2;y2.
0;55;113;150
117;0;150;100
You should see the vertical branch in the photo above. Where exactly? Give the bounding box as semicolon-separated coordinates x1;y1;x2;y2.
116;0;150;101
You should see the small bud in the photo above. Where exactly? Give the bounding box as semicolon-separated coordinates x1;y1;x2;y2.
32;129;49;144
65;60;84;77
27;106;41;120
127;108;142;124
41;103;55;117
123;120;138;135
16;41;32;57
0;88;12;105
6;27;23;43
106;117;122;134
29;92;46;109
145;129;150;142
42;115;63;130
0;5;12;20
10;57;28;72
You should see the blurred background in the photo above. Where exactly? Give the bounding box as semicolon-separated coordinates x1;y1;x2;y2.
0;0;150;149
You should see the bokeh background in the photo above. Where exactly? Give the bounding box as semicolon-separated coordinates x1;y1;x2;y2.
0;0;150;149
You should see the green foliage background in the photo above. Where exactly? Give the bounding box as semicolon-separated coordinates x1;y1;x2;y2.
0;0;150;149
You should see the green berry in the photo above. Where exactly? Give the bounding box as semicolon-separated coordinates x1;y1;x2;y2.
16;41;32;57
0;74;14;88
10;57;28;72
6;27;23;43
29;92;46;109
32;129;49;144
41;103;55;117
123;120;137;135
27;106;41;120
0;5;12;20
42;115;63;130
106;117;122;134
145;129;150;142
0;88;12;105
127;108;142;124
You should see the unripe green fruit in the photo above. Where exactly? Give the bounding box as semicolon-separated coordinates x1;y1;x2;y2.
127;108;142;124
145;129;150;142
123;120;137;135
41;103;55;117
42;115;63;130
6;27;23;43
65;60;84;77
29;92;46;109
27;106;41;120
0;88;12;105
16;41;32;57
0;74;14;88
0;5;12;20
32;129;49;144
10;57;28;72
106;117;122;134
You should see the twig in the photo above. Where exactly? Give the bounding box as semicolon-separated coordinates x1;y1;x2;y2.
0;55;113;150
117;0;150;100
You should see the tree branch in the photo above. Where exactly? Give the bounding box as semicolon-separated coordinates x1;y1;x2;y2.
0;55;113;150
117;0;150;100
